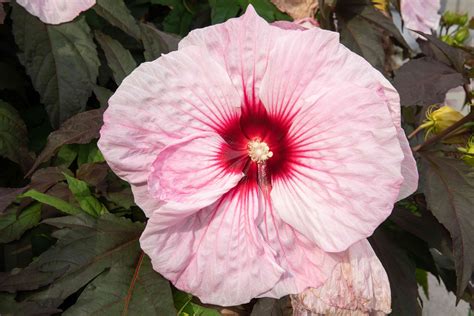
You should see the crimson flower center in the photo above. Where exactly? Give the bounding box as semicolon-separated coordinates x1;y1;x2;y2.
217;101;293;183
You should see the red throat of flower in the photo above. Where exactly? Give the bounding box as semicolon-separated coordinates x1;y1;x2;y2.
217;100;293;194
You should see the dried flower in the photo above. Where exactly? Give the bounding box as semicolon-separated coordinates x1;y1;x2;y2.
291;240;391;315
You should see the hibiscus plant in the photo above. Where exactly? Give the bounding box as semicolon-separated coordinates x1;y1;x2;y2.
0;0;473;315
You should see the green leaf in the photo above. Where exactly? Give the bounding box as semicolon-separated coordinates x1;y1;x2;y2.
162;3;194;36
20;189;82;216
239;0;291;22
416;268;429;298
173;291;221;316
209;0;241;24
77;141;105;166
421;153;474;297
55;144;78;168
64;173;107;217
94;0;141;39
140;22;181;61
0;293;60;316
0;100;30;169
95;31;137;85
26;109;104;177
11;4;100;128
64;253;176;316
0;203;41;243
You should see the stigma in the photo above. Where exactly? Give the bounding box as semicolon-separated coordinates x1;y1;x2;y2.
247;139;273;163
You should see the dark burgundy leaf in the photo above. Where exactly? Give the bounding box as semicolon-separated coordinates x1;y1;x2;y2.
77;162;109;188
30;167;68;193
140;22;181;62
393;57;467;106
370;228;421;315
0;214;142;293
420;153;474;297
337;0;409;50
415;31;466;74
337;12;385;70
250;297;292;316
390;203;451;252
0;187;26;213
26;109;104;177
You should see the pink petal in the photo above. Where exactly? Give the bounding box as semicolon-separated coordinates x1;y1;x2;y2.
401;0;441;35
259;28;339;123
140;184;284;306
271;20;307;31
270;82;404;252
98;46;241;216
272;18;319;30
291;240;391;315
16;0;95;24
260;27;417;201
179;5;288;108
256;197;339;298
396;131;418;200
147;132;243;227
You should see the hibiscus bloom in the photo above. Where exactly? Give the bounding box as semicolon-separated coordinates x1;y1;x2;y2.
401;0;441;34
16;0;95;24
98;5;417;306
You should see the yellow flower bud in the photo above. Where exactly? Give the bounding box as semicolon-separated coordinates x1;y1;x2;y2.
421;105;466;139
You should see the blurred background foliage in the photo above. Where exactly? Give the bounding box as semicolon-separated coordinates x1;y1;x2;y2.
0;0;473;315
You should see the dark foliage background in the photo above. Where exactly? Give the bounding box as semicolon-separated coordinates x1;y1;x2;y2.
0;0;473;315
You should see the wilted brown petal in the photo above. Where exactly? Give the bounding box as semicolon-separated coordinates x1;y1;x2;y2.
270;0;318;19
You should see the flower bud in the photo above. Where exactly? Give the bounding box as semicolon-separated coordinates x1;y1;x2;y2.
454;27;470;43
420;105;466;140
458;136;474;166
457;13;469;26
441;35;455;45
442;11;457;26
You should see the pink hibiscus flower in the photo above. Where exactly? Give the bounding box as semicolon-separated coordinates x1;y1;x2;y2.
98;5;417;306
401;0;441;34
16;0;95;24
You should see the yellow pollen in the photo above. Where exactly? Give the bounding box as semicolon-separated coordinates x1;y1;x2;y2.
247;140;273;163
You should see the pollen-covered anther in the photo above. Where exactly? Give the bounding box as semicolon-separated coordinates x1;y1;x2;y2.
247;139;273;163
